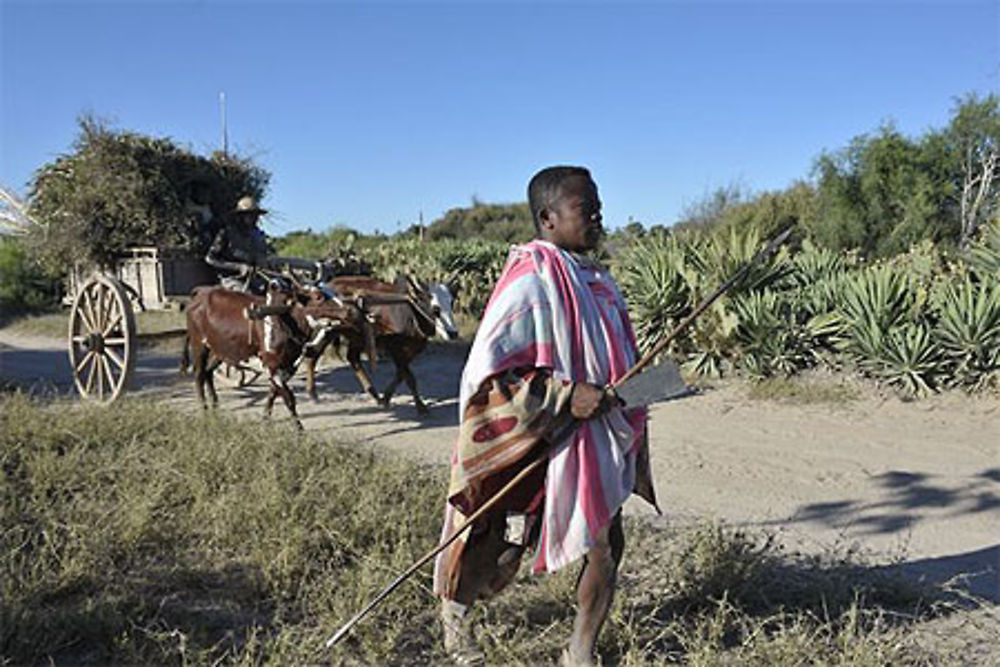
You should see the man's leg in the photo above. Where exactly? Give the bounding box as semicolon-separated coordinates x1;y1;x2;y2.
563;512;625;666
440;513;514;665
441;598;484;665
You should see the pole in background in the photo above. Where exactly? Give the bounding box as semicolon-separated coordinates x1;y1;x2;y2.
219;92;228;157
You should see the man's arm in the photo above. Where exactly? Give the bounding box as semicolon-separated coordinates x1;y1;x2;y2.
204;229;251;275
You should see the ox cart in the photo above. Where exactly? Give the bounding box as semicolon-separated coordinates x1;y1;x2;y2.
66;247;325;403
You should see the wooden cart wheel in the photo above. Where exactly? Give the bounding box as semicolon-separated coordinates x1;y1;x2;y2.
68;274;137;403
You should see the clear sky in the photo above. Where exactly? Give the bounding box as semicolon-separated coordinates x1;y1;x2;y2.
2;1;997;237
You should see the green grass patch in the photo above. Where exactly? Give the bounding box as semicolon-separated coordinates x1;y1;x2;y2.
0;309;66;339
2;309;186;348
746;375;861;405
1;396;985;665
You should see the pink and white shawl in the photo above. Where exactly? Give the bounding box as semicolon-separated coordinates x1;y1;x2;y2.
450;239;647;573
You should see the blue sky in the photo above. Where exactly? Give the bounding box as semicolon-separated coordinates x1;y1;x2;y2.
2;1;997;236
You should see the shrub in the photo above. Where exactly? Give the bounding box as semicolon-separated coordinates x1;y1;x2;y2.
0;236;60;315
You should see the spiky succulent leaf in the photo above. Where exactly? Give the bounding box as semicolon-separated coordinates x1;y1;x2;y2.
933;277;1000;389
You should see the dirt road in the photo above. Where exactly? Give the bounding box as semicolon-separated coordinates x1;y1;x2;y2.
2;331;997;602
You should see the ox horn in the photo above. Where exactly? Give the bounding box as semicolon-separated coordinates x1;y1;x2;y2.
405;274;424;298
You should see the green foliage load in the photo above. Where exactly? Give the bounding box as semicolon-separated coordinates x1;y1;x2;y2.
26;117;269;271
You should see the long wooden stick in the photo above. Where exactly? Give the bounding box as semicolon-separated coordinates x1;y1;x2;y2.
323;224;794;649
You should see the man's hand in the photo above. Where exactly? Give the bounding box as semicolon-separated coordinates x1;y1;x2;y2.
570;382;616;420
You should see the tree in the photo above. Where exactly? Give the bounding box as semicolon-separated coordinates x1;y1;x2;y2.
424;199;533;242
812;123;944;257
26;116;269;271
674;182;751;232
947;93;1000;249
716;181;818;241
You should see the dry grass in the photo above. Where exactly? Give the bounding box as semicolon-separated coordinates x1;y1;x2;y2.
1;395;992;665
745;375;861;405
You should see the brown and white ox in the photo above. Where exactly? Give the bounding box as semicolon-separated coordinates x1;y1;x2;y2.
303;275;458;414
186;279;367;427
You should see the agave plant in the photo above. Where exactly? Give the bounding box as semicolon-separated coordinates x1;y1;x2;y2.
864;323;942;397
968;219;1000;280
615;234;693;357
730;289;840;378
933;277;1000;390
684;301;740;377
685;225;792;295
781;239;851;290
837;265;915;353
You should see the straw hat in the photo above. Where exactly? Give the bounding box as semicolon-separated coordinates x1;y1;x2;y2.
233;196;267;215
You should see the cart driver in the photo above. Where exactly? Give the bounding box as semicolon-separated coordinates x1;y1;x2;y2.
205;196;274;293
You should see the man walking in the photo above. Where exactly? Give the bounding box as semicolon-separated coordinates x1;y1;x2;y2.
434;166;657;665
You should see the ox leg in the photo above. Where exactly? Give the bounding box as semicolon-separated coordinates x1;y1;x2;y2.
347;346;381;404
205;362;219;407
401;364;429;415
379;366;403;407
179;335;190;375
193;344;209;408
305;357;319;402
300;329;332;403
268;371;303;430
382;351;428;414
264;379;277;418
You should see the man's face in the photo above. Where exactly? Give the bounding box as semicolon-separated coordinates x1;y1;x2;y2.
540;175;603;253
239;212;261;227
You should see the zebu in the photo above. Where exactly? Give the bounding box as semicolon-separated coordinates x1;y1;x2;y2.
303;275;458;413
186;279;366;427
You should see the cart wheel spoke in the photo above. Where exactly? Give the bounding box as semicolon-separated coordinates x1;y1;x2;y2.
105;347;126;370
97;284;111;332
75;350;94;374
89;285;102;332
98;355;107;399
103;337;128;346
84;353;98;394
79;288;98;333
103;312;124;337
100;355;116;399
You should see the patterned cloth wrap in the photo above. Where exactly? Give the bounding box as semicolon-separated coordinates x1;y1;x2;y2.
434;239;656;597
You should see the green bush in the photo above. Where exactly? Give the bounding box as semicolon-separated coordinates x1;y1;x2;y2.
0;236;60;315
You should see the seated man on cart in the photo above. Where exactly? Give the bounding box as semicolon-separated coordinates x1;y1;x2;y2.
206;195;330;294
204;196;275;293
